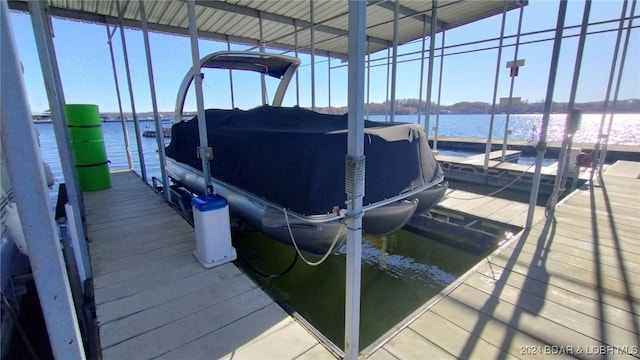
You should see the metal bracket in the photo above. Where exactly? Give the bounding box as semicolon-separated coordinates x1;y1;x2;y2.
197;146;214;161
345;155;365;198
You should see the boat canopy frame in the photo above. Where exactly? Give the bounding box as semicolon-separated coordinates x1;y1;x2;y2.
175;51;301;119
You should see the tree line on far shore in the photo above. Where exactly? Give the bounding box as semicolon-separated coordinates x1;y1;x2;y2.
317;98;640;115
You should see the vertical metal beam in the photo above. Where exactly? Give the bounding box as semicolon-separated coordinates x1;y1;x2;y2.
139;0;169;201
1;2;85;357
105;24;133;170
345;2;366;358
526;0;567;229
328;54;332;110
434;28;446;152
424;0;438;139
501;5;525;161
187;0;213;193
226;36;235;108
600;0;635;171
593;0;628;180
366;40;370;116
548;0;591;211
310;0;316;111
28;0;91;282
258;12;268;105
417;20;427;126
115;0;147;183
385;46;390;121
389;0;399;122
294;20;300;106
483;0;508;170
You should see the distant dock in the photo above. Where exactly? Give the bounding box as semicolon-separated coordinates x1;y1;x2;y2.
433;136;640;162
365;160;640;358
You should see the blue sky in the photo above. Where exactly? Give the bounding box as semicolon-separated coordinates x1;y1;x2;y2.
9;0;639;113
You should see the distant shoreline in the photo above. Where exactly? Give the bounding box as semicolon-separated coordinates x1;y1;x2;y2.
32;110;640;124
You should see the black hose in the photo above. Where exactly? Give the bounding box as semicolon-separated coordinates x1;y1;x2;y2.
236;248;299;279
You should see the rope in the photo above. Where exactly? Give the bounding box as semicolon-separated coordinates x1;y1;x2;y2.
445;162;536;201
283;208;345;267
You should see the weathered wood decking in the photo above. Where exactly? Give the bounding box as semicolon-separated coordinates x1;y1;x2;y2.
83;170;334;359
366;161;640;359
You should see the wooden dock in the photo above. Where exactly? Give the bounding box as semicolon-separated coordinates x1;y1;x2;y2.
83;170;335;359
365;160;640;359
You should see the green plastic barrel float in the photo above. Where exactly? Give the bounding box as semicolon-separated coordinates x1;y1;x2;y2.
64;104;111;191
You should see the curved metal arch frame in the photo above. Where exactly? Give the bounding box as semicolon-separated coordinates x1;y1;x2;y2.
175;50;301;120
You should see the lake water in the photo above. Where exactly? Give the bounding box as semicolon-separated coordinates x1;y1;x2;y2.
34;112;638;351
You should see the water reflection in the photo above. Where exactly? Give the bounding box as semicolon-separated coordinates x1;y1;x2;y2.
233;228;499;351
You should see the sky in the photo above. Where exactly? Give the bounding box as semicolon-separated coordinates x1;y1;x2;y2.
8;0;640;113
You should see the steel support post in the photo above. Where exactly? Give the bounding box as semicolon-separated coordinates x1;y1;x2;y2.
389;0;399;122
139;0;169;202
483;1;508;170
592;0;628;181
187;0;213;192
328;55;332;109
1;3;85;357
115;0;147;183
600;0;635;171
548;0;591;211
526;0;567;229
105;24;134;170
417;20;427;126
344;3;366;358
366;41;371;116
294;20;300;106
258;12;268;105
226;37;236;108
310;0;316;111
424;0;438;139
28;0;92;283
385;47;390;121
434;28;446;152
501;5;524;161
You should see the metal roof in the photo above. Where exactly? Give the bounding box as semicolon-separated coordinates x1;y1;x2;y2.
8;0;526;60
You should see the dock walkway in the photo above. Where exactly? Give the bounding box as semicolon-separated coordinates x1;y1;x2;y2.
366;160;640;359
84;170;334;359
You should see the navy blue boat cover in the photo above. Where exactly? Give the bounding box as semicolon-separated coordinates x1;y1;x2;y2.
165;105;442;215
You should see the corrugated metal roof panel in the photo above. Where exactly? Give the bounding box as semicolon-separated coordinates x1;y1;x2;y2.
10;0;525;59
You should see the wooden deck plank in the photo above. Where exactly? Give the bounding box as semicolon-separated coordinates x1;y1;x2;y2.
409;312;518;360
369;161;640;359
469;264;638;333
100;273;255;348
85;171;336;360
155;303;294;360
102;287;273;359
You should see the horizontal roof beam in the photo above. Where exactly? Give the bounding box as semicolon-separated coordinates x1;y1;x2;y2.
194;0;390;46
374;1;448;30
7;1;341;59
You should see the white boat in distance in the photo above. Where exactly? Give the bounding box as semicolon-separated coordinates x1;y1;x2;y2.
165;51;447;255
